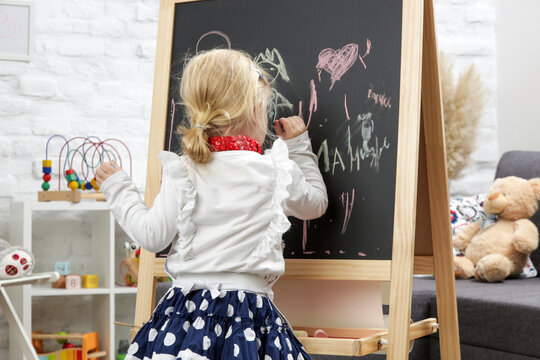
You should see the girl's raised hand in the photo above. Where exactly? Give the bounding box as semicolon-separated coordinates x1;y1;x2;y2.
96;161;122;186
274;116;307;140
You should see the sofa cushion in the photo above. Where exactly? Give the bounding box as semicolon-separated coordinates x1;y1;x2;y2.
413;276;540;358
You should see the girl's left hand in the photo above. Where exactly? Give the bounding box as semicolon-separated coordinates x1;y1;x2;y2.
96;161;122;186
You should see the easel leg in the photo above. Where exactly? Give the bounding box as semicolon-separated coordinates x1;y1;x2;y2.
421;0;461;358
0;287;39;360
132;249;157;342
387;0;425;357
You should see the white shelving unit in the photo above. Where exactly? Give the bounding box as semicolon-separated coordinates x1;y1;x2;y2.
8;201;137;360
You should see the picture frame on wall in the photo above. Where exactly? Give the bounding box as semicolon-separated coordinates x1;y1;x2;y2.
0;0;34;61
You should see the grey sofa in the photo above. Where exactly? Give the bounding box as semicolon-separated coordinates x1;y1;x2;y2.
156;151;540;359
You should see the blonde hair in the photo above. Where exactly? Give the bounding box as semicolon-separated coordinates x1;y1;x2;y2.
178;49;272;163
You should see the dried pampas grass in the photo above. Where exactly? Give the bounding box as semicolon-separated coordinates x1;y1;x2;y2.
440;53;486;180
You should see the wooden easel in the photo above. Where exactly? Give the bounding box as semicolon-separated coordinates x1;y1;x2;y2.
130;0;461;358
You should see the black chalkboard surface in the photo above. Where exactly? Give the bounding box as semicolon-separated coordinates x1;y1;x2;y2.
164;0;403;261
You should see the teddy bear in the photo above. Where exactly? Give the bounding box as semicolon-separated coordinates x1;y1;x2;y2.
0;239;35;279
453;176;540;282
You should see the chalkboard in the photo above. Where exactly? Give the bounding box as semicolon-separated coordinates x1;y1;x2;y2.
163;0;403;261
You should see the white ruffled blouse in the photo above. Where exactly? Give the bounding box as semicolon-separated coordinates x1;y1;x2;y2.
100;132;328;287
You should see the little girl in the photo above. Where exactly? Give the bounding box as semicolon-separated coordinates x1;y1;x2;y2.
97;48;327;360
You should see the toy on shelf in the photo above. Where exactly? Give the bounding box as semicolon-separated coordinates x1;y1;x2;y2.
32;331;106;360
0;238;35;279
39;135;132;203
119;242;140;286
82;274;99;288
66;274;81;289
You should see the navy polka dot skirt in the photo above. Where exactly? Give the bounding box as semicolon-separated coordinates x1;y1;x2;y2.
125;287;312;360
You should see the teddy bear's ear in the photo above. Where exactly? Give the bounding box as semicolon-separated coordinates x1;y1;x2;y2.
529;178;540;200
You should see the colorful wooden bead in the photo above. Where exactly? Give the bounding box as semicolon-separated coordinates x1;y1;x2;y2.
65;169;75;175
68;181;79;191
66;173;78;182
78;180;85;189
91;178;100;191
84;181;93;190
82;274;99;288
42;166;52;174
43;174;51;182
41;182;50;191
42;160;52;167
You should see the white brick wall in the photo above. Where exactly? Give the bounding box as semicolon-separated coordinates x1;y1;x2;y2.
0;0;497;356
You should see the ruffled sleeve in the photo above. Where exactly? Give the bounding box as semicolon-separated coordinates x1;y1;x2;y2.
159;151;197;261
249;139;293;269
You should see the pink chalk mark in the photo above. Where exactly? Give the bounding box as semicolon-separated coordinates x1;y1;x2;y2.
358;252;366;257
344;94;350;120
298;101;303;118
316;43;359;91
358;38;372;70
325;250;331;255
168;99;175;151
196;31;231;54
306;79;317;129
303;251;316;255
339;250;346;254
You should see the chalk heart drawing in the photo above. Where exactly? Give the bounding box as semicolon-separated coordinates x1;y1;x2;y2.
316;43;358;91
0;10;20;38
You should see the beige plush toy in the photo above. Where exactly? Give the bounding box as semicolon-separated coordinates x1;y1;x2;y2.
454;176;540;282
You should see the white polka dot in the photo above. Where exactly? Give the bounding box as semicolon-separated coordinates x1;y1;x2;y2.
165;306;174;316
297;353;305;360
127;342;138;355
202;289;208;296
265;355;272;360
203;335;211;350
249;309;253;319
164;332;176;346
200;299;209;311
183;320;190;332
148;328;158;341
161;319;169;331
238;290;245;302
287;354;293;360
167;289;174;299
234;344;240;357
274;336;282;350
276;317;282;326
193;317;205;330
235;317;241;322
244;328;256;341
256;337;261;349
256;295;263;308
186;300;196;313
227;304;234;316
215;323;222;337
225;326;232;339
286;338;292;351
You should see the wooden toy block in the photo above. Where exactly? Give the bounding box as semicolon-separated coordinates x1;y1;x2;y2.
82;274;98;288
66;275;81;290
55;262;71;276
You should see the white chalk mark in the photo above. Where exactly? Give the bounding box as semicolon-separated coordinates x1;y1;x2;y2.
254;48;291;84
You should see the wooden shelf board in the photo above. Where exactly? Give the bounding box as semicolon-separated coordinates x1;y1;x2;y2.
31;285;110;296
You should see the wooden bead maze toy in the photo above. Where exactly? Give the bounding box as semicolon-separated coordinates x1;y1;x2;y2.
38;135;132;203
